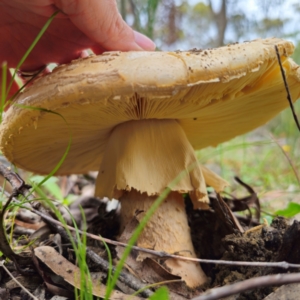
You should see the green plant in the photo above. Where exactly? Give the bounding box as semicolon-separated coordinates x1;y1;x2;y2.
276;202;300;218
30;175;75;205
149;287;170;300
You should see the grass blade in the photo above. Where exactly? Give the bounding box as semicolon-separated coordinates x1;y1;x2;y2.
1;62;7;123
6;11;60;99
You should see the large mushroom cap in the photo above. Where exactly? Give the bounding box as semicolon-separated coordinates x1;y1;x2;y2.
0;38;300;175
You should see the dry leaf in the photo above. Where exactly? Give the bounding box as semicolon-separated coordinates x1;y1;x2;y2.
34;246;142;300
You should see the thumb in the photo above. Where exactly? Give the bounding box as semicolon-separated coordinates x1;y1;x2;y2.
54;0;156;51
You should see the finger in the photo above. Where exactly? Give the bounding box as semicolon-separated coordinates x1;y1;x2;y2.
53;0;156;51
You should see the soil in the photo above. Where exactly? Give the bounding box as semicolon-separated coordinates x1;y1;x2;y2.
189;199;299;300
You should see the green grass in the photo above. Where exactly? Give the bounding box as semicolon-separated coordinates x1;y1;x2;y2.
5;11;59;101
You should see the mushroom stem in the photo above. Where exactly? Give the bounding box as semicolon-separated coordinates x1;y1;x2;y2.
119;189;207;287
96;119;212;287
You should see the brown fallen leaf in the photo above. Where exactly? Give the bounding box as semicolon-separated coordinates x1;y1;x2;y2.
34;246;143;300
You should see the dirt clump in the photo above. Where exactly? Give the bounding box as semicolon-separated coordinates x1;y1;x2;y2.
189;204;298;299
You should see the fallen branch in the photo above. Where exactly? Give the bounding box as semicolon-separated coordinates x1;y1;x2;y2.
193;272;300;300
2;167;300;299
2;165;300;270
1;181;300;272
86;248;153;297
25;206;300;269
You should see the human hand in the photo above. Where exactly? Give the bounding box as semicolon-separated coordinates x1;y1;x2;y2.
0;0;156;97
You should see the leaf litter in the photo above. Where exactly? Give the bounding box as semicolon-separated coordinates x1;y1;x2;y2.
0;166;300;300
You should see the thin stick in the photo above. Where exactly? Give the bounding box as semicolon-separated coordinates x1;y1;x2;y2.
23;206;300;269
1;168;300;283
0;176;299;271
0;261;38;300
275;45;300;132
193;272;300;300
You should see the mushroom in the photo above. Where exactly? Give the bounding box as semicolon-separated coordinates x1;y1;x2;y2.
1;38;300;288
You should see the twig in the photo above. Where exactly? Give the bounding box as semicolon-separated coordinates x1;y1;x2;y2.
0;164;32;265
0;261;38;300
48;219;153;298
275;45;300;132
0;164;31;192
2;168;300;298
1;178;300;271
193;272;300;300
86;248;153;298
214;193;244;233
23;206;300;269
234;176;261;223
0;184;153;298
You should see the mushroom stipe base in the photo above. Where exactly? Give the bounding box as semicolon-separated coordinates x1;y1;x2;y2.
119;189;207;288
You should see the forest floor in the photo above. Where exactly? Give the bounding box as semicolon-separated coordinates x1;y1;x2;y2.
0;164;300;300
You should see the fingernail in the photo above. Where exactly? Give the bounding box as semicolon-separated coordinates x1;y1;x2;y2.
134;31;156;51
